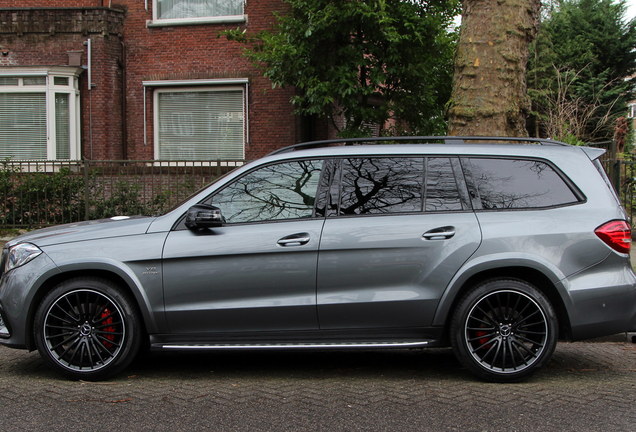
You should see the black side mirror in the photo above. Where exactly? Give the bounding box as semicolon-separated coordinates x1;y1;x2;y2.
185;204;224;229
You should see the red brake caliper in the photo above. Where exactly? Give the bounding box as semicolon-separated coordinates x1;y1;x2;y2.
475;330;491;349
101;308;115;349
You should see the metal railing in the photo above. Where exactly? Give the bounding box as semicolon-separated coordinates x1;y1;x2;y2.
586;140;636;225
616;158;636;224
0;159;244;228
2;149;635;230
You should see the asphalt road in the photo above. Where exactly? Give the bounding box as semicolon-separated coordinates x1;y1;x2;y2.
1;334;635;432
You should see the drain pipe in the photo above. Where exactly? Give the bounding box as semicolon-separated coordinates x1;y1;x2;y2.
120;41;128;159
83;38;93;160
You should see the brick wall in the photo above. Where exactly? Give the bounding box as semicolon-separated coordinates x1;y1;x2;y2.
0;1;108;7
0;1;307;160
0;7;126;159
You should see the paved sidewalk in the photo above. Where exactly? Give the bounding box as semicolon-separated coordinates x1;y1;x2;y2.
1;335;635;431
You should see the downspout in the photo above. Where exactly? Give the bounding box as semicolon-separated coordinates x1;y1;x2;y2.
245;82;249;152
87;38;93;159
121;41;128;159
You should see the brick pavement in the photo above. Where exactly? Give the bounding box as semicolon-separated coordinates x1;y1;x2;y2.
0;336;635;431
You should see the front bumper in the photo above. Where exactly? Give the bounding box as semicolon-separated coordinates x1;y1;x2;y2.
0;252;60;350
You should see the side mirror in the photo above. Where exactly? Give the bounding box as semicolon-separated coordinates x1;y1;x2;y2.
185;204;224;229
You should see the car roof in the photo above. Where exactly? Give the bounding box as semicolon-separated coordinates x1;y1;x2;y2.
267;136;569;156
262;143;598;163
262;136;605;162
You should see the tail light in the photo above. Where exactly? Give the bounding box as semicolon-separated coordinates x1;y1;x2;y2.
595;220;632;254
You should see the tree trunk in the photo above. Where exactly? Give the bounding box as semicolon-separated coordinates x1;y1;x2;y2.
447;0;541;137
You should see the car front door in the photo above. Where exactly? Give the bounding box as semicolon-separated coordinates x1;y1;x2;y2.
162;159;325;334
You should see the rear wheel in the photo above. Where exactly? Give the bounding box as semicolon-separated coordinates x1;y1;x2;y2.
450;279;558;382
34;277;142;381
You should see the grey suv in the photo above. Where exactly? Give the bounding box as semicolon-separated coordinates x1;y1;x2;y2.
1;137;635;382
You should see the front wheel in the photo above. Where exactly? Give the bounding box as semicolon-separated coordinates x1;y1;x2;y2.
34;277;142;381
450;279;558;382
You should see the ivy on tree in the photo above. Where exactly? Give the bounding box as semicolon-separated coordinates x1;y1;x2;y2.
223;0;460;137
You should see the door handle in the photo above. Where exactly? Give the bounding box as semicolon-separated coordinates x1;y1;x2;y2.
277;233;311;246
423;226;456;240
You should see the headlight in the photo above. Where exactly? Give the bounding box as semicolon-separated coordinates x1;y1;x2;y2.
5;243;42;273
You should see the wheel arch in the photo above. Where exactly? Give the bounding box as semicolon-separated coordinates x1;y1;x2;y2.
25;265;158;351
434;265;572;343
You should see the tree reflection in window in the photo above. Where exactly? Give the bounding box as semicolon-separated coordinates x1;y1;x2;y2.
425;158;464;211
464;158;578;209
339;158;424;215
210;160;323;223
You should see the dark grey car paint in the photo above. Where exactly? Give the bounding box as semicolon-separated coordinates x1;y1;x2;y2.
1;143;635;354
163;220;325;333
316;212;481;329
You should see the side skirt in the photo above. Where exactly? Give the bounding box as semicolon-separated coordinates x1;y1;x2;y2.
149;327;446;351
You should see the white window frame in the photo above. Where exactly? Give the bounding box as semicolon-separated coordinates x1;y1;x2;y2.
149;81;248;160
148;0;247;27
628;103;636;119
0;66;82;160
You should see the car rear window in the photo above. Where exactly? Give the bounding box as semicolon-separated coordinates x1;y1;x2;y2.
462;158;580;210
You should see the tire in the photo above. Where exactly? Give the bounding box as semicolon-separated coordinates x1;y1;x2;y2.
450;279;558;383
34;277;142;381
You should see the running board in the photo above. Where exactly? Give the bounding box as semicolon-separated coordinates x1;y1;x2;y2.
152;341;431;350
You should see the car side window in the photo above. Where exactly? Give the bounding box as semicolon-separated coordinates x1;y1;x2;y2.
339;158;424;215
425;157;466;212
209;159;324;223
462;158;579;210
335;157;469;216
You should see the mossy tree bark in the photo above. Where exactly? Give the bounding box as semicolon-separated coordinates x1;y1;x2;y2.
448;0;541;137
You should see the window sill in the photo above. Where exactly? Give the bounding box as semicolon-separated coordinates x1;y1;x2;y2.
146;15;247;28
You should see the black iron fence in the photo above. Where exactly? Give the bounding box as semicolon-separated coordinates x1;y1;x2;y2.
0;159;244;229
1;146;635;230
615;158;636;224
586;140;636;225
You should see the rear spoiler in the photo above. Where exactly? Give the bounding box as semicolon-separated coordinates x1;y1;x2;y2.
581;146;606;160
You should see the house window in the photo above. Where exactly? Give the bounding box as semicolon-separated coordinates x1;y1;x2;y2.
155;87;245;160
628;103;636;119
152;0;245;25
0;68;81;160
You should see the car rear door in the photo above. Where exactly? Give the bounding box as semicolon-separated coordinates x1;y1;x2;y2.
316;156;481;329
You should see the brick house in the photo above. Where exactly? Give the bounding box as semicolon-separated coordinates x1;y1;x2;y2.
0;1;324;162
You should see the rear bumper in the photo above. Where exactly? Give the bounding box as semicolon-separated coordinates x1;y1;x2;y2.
564;257;636;341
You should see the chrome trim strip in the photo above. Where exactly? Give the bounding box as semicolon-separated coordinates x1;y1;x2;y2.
157;341;429;350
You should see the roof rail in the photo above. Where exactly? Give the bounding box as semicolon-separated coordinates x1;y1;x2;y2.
268;136;569;156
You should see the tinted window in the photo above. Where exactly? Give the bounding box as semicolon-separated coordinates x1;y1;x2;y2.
463;158;578;209
315;159;338;217
425;157;465;212
339;158;424;215
210;160;323;223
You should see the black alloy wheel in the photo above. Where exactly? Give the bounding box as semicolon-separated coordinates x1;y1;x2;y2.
34;277;142;381
450;279;558;382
